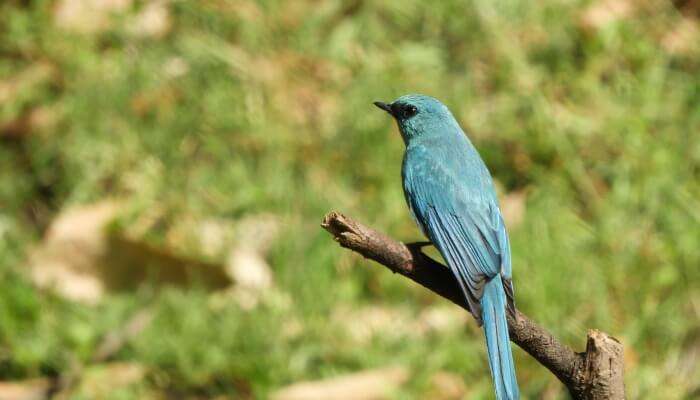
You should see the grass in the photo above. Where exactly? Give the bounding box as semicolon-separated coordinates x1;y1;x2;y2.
0;0;699;398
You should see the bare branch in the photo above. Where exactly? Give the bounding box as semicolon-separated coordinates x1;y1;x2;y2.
321;211;625;400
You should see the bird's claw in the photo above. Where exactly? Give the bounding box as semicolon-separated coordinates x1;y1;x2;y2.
406;241;433;251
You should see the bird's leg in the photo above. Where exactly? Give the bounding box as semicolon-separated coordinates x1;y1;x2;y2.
405;241;433;250
405;241;444;270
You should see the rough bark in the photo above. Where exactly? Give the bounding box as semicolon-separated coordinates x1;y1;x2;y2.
321;210;625;400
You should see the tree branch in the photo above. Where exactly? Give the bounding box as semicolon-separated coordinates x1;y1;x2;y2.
321;211;625;400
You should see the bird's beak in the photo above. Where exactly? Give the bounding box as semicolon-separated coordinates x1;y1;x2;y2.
373;101;393;115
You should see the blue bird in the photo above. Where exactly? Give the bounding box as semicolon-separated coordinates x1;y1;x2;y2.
375;94;519;400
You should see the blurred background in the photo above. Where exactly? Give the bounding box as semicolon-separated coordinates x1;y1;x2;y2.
1;0;699;399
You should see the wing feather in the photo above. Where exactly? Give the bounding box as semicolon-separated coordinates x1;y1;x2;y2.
405;172;512;322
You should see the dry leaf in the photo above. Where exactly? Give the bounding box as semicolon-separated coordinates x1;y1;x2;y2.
226;247;273;289
426;371;467;400
223;214;280;309
44;202;118;246
579;0;633;31
30;201;119;303
673;0;700;16
331;304;468;343
226;247;274;309
127;1;171;38
163;57;190;79
54;0;133;33
270;367;409;400
231;1;263;21
30;201;232;304
662;18;700;56
0;379;52;400
234;213;280;253
331;306;413;342
416;305;469;335
0;106;61;140
0;63;55;105
500;190;527;230
197;219;230;258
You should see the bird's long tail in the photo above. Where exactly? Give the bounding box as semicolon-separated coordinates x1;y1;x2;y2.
481;275;519;400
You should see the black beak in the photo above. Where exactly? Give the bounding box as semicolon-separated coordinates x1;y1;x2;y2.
373;101;393;115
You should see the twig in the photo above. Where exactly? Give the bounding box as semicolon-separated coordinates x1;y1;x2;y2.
321;211;625;400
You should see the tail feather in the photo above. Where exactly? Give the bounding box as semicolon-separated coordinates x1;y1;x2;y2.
482;275;519;400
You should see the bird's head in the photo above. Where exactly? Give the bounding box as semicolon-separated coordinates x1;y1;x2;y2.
374;94;458;145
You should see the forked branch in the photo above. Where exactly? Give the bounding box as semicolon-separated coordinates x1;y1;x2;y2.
321;211;625;400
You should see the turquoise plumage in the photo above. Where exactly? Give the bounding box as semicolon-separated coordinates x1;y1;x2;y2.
375;94;519;400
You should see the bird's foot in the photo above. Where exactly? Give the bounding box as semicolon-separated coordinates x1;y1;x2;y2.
405;241;433;251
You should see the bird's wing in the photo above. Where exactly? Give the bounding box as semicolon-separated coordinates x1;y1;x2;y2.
406;173;512;322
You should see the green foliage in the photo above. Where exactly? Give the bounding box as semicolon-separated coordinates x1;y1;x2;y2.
0;0;698;398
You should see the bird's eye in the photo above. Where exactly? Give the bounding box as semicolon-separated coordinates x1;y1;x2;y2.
404;105;418;118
